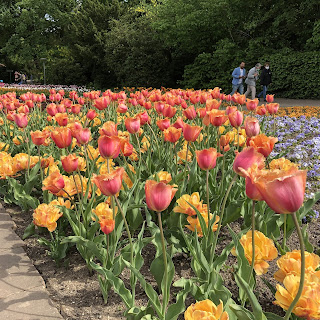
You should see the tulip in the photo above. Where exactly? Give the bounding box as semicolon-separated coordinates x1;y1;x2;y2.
249;134;278;157
162;104;177;118
266;94;274;103
183;105;197;120
137;111;150;125
225;106;237;115
256;104;267;116
253;167;307;214
184;299;229;320
14;113;28;128
120;139;133;156
266;103;279;115
195;148;220;170
42;171;65;194
92;167;124;196
54;113;68;126
157;118;171;131
99;219;115;235
183;123;202;142
219;135;231;153
246;98;259;111
206;98;221;111
174;192;205;216
163;127;182;143
61;154;79;173
94;96;110;110
233;147;265;177
56;104;66;113
33;203;63;232
228;110;243;128
231;230;278;275
98;135;121;159
244;116;260;137
51;127;72;148
86;109;97;120
117;102;128;113
236;94;246;105
71;104;81;114
172;116;184;130
30;130;49;146
145;180;177;212
197;107;207;118
204;110;228;127
73;128;91;145
125;117;141;134
99;121;118;137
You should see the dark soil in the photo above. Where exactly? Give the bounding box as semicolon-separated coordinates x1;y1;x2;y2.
6;202;320;320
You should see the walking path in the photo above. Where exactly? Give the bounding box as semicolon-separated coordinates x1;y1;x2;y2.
0;203;63;320
263;98;320;107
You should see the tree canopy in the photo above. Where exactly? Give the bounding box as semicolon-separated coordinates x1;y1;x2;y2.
0;0;319;97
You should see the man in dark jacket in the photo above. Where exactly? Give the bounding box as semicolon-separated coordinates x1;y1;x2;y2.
257;62;272;101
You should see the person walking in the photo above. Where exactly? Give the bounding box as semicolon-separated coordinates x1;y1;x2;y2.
245;63;261;99
230;61;246;95
257;62;272;101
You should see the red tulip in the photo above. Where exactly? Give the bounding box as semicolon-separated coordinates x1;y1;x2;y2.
74;128;91;145
246;99;259;111
61;154;79;173
228;110;243;128
183;105;197;120
266;94;274;103
120;139;133;157
266;103;279;115
87;109;97;120
244;116;260;137
172;117;184;130
145;180;177;212
99;219;115;235
30;130;49;146
157;118;171;131
14;113;28;128
99;121;118;137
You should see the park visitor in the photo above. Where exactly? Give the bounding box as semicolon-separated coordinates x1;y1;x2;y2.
257;62;272;101
230;61;246;95
245;62;261;99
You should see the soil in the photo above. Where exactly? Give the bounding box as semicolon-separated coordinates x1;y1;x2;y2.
6;202;320;320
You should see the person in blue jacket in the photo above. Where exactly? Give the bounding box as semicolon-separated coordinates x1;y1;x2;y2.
230;61;246;95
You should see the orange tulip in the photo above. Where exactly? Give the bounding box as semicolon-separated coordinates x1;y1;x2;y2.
183;123;202;142
92;167;124;196
42;171;65;194
99;121;118;137
86;109;97;120
145;180;177;212
120;139;133;157
163;127;182;143
256;104;267;116
249;134;278;157
172;116;184;130
204;110;228;127
51;127;72;148
225;105;237;115
266;103;279;115
184;299;229;320
233;147;265;177
98;135;121;159
236;94;246;105
174;192;206;216
74;128;91;145
61;154;79;173
246;98;259;111
253;167;307;214
195;148;220;170
266;94;274;103
206;98;221;111
30;130;49;146
162;104;177;118
54;113;68;126
99;219;115;235
94;96;110;110
33;203;63;232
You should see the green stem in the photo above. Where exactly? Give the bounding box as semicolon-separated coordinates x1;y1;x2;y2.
283;214;287;251
206;169;210;236
283;212;305;320
183;142;190;190
174;144;178;176
135;133;142;171
157;211;168;318
248;200;256;285
212;175;238;254
23;129;30;178
114;196;135;305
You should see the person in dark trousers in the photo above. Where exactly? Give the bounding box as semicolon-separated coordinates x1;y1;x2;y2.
257;62;272;101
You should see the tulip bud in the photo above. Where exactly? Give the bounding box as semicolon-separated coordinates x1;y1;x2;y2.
196;148;220;170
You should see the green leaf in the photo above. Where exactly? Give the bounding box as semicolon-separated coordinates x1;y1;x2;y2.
302;225;314;253
264;312;284;320
229;304;255;320
22;222;35;239
123;259;163;318
90;261;133;309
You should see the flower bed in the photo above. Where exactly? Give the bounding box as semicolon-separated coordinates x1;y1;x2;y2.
0;89;319;320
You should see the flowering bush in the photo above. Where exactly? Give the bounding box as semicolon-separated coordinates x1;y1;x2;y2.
0;87;319;319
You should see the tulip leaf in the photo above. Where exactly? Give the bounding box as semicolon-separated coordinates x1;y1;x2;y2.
123;259;162;317
90;261;133;309
229;304;255;320
164;281;191;320
22;221;36;239
302;225;314;253
264;313;284;320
